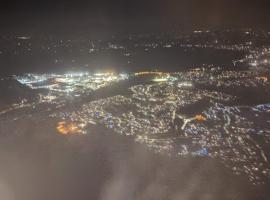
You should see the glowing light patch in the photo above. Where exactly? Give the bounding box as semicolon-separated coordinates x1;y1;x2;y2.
152;77;169;82
57;121;85;135
195;115;206;122
17;36;31;40
177;82;193;87
256;76;268;82
134;71;168;76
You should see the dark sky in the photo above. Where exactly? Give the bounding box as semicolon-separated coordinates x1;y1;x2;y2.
1;0;270;33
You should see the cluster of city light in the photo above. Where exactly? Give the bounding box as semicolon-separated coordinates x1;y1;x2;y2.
15;72;129;98
57;121;86;135
2;65;269;186
45;67;270;185
1;27;270;188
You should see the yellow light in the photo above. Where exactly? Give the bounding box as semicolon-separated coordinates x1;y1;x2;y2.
256;76;268;82
56;121;84;135
195;115;206;122
134;71;168;76
152;77;169;82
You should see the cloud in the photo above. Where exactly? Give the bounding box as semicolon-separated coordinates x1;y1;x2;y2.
0;181;15;200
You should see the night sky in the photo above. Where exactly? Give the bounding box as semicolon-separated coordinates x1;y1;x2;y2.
1;0;270;33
